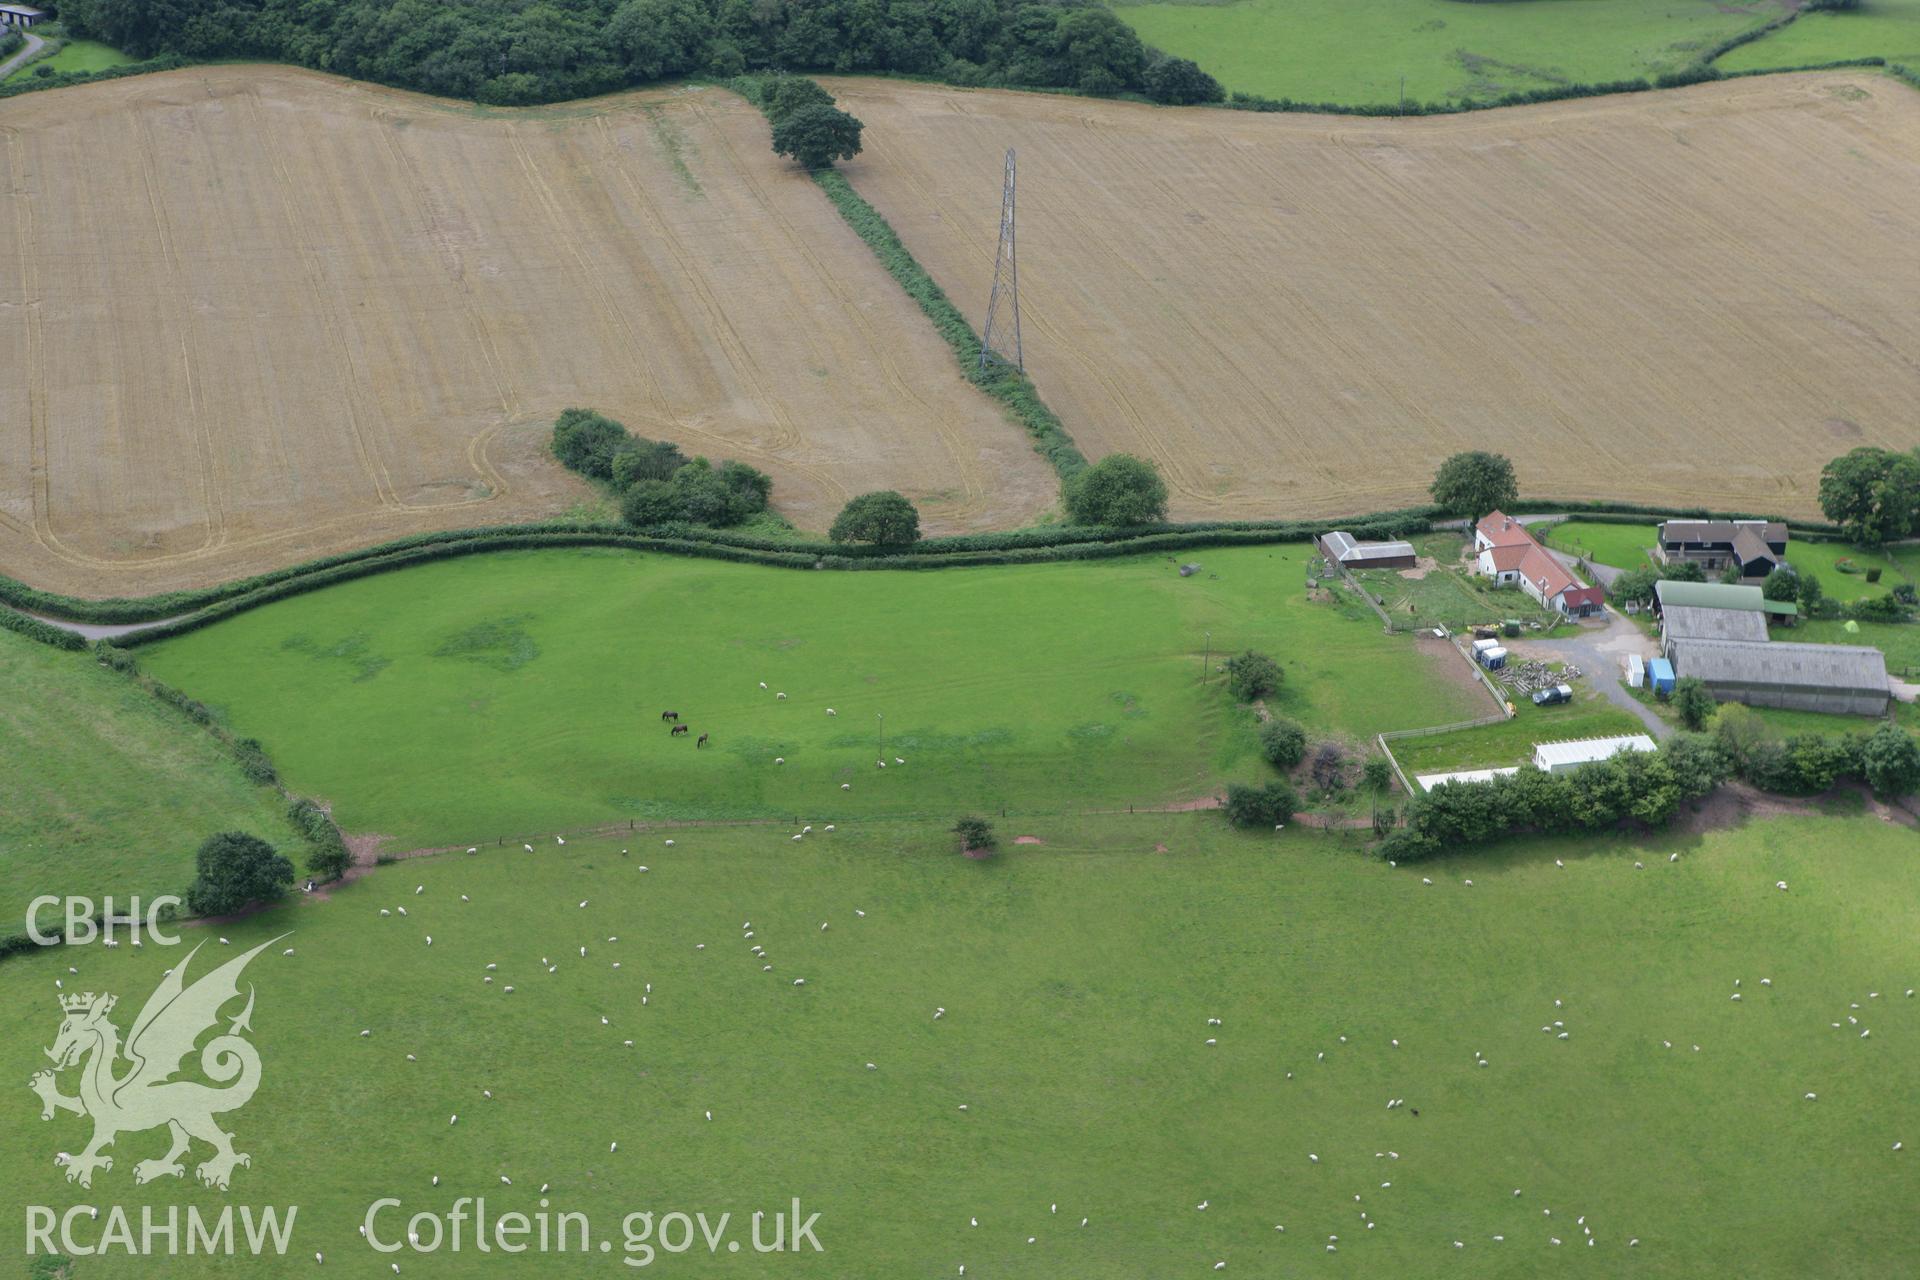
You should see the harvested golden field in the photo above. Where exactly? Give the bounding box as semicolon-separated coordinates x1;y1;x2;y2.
0;67;1051;597
830;73;1920;521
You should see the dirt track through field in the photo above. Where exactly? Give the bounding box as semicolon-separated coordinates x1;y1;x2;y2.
0;67;1053;596
829;72;1920;521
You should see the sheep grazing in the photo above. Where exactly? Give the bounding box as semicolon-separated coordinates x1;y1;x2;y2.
777;692;788;700
826;708;837;716
524;844;534;853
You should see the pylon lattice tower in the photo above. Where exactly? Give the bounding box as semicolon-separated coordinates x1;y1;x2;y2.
979;148;1022;371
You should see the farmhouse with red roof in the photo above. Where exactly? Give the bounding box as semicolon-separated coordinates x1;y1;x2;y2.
1473;512;1604;618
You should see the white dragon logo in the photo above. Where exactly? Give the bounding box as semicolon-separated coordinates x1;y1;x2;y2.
28;935;284;1191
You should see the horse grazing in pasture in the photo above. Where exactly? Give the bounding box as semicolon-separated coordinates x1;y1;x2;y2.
660;710;679;722
697;733;709;749
670;723;690;737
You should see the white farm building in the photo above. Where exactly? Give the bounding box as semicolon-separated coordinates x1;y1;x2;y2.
1531;735;1658;774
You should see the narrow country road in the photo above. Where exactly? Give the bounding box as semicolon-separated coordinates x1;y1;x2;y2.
0;31;45;81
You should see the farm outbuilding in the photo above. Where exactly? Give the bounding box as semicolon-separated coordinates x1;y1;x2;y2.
1667;639;1891;717
1532;735;1658;774
0;5;44;28
1319;531;1417;570
1659;603;1769;656
1655;519;1787;580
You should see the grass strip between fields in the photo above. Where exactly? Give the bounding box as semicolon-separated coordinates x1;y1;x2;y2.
808;166;1087;483
720;73;1087;483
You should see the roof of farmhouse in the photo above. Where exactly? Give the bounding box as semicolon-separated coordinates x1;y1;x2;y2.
0;5;45;15
1322;531;1415;562
1669;639;1889;692
1659;520;1788;545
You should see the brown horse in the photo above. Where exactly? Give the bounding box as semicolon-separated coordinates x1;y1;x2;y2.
670;723;690;737
697;733;709;748
661;710;679;722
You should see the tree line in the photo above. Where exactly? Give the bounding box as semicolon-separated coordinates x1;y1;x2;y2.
1379;713;1919;862
54;0;1223;108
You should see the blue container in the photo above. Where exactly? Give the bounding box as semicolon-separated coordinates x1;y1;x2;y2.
1648;657;1676;694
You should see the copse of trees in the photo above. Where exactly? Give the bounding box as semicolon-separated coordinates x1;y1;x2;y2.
186;831;294;918
1818;446;1920;548
830;491;920;546
61;0;1220;109
761;76;865;169
1065;453;1168;526
1429;451;1518;526
550;408;772;530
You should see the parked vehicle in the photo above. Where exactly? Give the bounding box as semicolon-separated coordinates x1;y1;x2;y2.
1532;683;1574;706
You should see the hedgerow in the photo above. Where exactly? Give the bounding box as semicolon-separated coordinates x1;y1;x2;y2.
0;52;188;101
8;487;1902;647
1223;57;1888;120
760;77;1086;484
0;603;86;650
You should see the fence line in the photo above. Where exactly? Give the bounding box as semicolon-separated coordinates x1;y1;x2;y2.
1375;733;1415;799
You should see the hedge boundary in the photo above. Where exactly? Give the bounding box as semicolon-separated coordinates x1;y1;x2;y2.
1221;56;1891;119
0;496;1881;647
0;51;189;100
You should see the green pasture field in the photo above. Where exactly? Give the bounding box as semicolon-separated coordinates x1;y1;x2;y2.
1543;521;1914;603
1797;618;1920;675
2;38;135;83
0;628;299;928
134;546;1488;851
1387;698;1646;776
1112;0;1770;106
1718;0;1920;71
1539;520;1658;573
4;812;1914;1278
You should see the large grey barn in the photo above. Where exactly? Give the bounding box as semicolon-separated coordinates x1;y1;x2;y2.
1667;638;1891;717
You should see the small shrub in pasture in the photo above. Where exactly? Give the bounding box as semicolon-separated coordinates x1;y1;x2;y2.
1224;780;1298;829
232;737;278;786
1672;677;1716;731
953;816;996;854
1259;718;1307;768
1225;650;1282;702
1861;722;1920;798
